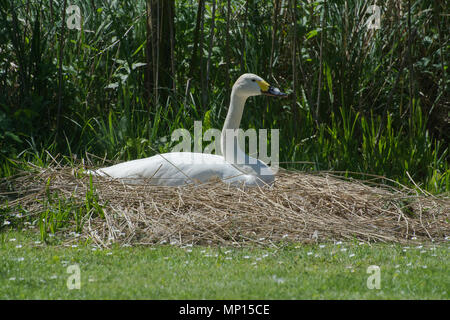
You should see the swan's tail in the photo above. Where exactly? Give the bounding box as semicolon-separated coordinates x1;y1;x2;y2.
84;169;106;177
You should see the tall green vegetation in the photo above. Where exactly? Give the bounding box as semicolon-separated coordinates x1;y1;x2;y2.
0;0;448;193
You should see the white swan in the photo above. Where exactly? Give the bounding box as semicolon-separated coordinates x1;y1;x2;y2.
90;73;287;186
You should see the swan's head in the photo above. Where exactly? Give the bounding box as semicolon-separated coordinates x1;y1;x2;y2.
232;73;287;98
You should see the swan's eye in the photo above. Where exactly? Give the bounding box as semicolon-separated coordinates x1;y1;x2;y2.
252;79;256;82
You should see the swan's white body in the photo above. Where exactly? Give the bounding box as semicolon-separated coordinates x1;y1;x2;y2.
92;152;273;186
90;74;285;186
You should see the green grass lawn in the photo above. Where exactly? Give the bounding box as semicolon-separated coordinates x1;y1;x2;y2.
0;230;448;299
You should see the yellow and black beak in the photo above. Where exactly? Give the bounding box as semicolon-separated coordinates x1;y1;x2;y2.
257;80;288;97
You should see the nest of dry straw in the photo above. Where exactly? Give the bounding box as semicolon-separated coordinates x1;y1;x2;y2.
1;163;449;247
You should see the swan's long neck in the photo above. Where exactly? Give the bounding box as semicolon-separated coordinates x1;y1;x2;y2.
222;88;247;132
220;88;247;159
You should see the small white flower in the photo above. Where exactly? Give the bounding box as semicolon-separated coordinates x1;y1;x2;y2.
307;252;313;256
340;248;347;252
243;255;250;259
319;245;326;248
16;244;22;248
9;277;16;281
349;253;355;258
416;245;423;249
335;241;342;245
50;275;58;279
17;257;24;262
262;253;269;258
395;264;400;268
411;236;417;240
422;265;427;269
3;221;11;226
272;275;285;284
71;245;78;248
9;238;16;242
186;249;192;253
225;257;232;260
34;241;41;244
106;252;112;256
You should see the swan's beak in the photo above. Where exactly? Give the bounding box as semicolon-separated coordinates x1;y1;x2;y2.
257;80;288;97
262;86;288;97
